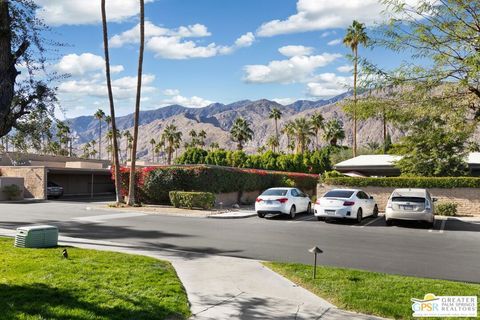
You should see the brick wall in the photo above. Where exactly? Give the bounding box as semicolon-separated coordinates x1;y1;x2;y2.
0;167;47;199
317;184;480;216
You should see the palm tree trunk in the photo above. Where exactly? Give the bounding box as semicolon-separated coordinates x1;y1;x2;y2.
353;47;358;158
383;107;387;154
274;119;278;153
127;0;145;206
101;0;122;205
98;119;102;159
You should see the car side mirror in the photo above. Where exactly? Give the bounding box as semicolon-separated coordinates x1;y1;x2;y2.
433;198;438;202
369;196;374;199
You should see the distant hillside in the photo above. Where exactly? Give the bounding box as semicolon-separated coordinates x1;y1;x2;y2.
69;92;404;160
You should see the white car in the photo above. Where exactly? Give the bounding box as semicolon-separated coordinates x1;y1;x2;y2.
314;189;378;222
255;187;311;219
385;188;435;227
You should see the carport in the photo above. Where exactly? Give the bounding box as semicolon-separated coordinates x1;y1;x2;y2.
47;167;114;198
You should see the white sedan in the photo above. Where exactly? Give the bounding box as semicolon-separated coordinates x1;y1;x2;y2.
255;188;311;219
314;189;378;222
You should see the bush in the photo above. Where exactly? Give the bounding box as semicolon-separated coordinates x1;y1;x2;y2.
2;184;22;200
436;202;458;216
169;191;215;210
323;176;480;189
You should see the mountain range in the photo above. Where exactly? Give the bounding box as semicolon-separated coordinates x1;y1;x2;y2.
69;92;402;161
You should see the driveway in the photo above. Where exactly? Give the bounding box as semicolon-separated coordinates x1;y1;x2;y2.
0;200;479;283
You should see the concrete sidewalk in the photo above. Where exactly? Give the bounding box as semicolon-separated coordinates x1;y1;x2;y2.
0;228;384;319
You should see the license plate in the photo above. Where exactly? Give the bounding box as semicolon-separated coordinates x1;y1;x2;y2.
403;205;413;211
266;200;273;205
325;210;335;215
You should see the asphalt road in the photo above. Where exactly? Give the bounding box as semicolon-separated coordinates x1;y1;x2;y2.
1;200;479;283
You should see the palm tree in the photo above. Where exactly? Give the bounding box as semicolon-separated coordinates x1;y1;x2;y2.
292;117;314;154
123;131;133;161
154;140;164;163
269;108;282;152
102;0;122;204
266;135;279;152
161;124;182;164
198;130;207;148
149;138;156;162
188;129;197;148
323;119;345;147
281;121;295;153
343;20;368;157
82;142;91;159
127;0;145;205
209;142;219;150
94;109;105;159
230;117;253;151
310;112;324;150
106;129;113;161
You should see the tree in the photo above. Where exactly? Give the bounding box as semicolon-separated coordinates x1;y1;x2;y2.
198;129;207;148
94;109;105;159
149;138;156;162
230;117;253;151
209;142;219;150
266;135;279;152
161;124;182;164
101;0;122;204
343;20;369;157
269;108;282;152
127;0;145;206
281;121;295;153
154;140;164;163
56;121;71;156
323;119;345;147
310;112;324;150
187;129;197;148
292;117;314;154
82;142;91;159
123;131;133;161
0;1;59;139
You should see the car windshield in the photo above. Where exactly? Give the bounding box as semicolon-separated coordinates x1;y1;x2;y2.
324;190;354;198
48;182;59;187
262;189;288;196
391;196;426;203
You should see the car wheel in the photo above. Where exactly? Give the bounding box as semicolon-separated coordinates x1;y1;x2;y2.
317;217;325;221
289;205;296;219
356;208;363;223
307;203;311;214
372;205;379;218
257;212;265;218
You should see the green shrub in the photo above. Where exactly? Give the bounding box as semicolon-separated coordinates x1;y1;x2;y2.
322;170;344;179
2;184;22;200
436;202;458;216
323;176;480;189
169;191;215;209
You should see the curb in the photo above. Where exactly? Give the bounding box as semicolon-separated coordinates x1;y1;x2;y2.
208;212;257;219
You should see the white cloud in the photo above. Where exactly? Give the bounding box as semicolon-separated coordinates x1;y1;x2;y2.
147;36;219;59
234;32;255;47
55;53;124;76
307;73;353;97
278;45;314;57
337;64;353;73
256;0;424;37
327;38;342;46
272;98;297;105
161;89;212;108
35;0;153;26
243;53;341;84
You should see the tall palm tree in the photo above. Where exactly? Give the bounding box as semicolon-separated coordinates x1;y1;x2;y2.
281;121;295;153
266;135;279;152
230;117;253;151
94;109;105;159
323;119;345;147
161;124;182;164
310;112;324;150
188;129;197;148
127;0;145;205
269;108;282;152
149;138;156;162
123;131;133;161
343;20;368;157
292;117;314;154
82;142;91;159
106;129;113;161
101;0;122;204
154;140;164;163
198;129;207;148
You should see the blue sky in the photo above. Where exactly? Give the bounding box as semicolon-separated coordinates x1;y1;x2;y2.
33;0;408;118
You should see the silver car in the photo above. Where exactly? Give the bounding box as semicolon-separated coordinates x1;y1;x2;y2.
385;188;436;227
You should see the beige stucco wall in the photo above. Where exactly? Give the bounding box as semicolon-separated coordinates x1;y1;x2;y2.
317;184;480;216
0;167;46;199
0;177;24;201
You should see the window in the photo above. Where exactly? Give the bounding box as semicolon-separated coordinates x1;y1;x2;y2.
324;190;354;198
357;191;368;199
261;189;288;196
291;189;299;197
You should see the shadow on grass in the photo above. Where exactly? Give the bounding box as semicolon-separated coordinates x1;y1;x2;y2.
0;283;186;320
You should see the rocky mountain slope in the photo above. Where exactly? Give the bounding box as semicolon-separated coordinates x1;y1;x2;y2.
70;92;402;161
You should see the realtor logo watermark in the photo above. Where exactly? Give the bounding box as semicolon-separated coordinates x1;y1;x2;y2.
411;293;477;317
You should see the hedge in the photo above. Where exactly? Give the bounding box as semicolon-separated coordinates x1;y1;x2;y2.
436;202;458;216
322;176;480;189
169;191;215;210
117;165;319;204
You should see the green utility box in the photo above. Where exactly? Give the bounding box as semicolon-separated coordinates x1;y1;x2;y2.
15;225;59;248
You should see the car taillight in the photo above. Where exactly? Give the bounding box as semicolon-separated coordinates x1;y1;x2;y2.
386;201;392;209
256;198;263;202
277;198;289;203
343;201;355;206
315;199;321;205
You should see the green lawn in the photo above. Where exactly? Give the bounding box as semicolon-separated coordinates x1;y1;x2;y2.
0;237;190;320
264;262;479;320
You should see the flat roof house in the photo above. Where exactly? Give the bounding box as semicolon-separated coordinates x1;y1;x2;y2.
334;153;480;177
